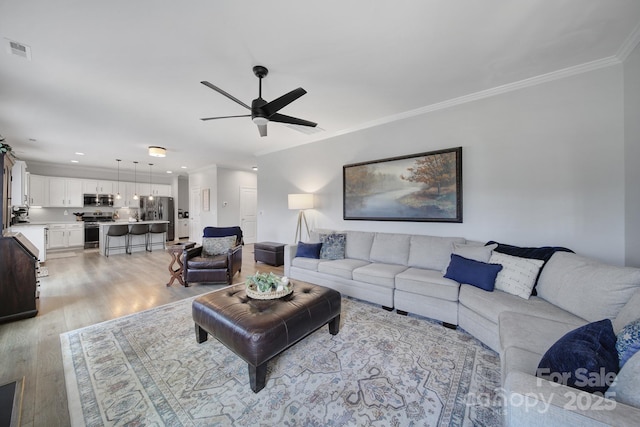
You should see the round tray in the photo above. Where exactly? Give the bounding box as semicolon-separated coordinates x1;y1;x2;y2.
245;283;293;300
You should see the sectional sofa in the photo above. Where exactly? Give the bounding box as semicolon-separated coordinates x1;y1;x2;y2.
283;229;640;426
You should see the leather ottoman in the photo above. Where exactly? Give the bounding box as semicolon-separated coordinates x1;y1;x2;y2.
254;241;285;266
192;282;341;393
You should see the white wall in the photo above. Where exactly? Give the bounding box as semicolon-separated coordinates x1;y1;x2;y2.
258;65;627;265
625;43;640;267
217;168;257;227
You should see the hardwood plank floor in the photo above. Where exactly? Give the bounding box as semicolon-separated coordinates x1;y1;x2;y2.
0;243;282;426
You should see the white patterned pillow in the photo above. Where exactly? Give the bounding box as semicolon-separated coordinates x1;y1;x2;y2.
202;236;237;256
489;252;544;299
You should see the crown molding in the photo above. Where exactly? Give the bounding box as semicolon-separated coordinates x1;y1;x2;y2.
296;56;622;148
617;21;640;62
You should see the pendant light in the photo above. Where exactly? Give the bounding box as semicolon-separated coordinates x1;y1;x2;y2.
148;163;154;201
133;161;139;200
115;159;122;200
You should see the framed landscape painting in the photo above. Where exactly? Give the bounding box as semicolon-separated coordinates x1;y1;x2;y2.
343;147;462;222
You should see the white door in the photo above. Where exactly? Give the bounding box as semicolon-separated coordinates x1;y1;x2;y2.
239;187;257;244
189;186;202;244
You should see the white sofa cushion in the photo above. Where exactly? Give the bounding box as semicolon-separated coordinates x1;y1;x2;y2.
317;258;370;279
614;289;640;334
291;257;326;271
352;263;408;288
407;235;465;271
309;228;338;243
345;231;375;261
490;252;544;299
536;252;640;322
369;233;411;265
459;285;587;326
606;350;640;408
395;268;460;301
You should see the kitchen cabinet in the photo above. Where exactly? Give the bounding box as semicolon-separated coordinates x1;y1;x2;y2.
1;153;14;232
11;160;28;206
10;224;47;262
115;182;142;208
48;223;83;249
48;177;83;207
177;218;189;238
28;174;48;206
151;184;172;197
82;180;114;194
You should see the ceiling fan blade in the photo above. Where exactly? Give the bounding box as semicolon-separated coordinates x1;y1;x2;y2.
201;81;251;110
268;113;317;128
257;124;268;137
261;87;307;117
200;114;251;121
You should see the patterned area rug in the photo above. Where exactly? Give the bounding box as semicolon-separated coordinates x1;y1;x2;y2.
60;296;503;426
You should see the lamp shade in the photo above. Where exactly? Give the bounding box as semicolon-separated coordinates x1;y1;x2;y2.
288;193;314;210
148;146;166;157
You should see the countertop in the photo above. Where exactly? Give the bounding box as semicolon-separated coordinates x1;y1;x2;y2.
11;222;77;226
99;220;169;227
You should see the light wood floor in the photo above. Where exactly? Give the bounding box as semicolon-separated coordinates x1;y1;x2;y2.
0;243;282;427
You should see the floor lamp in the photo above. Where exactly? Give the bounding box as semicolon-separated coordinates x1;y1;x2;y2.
288;193;314;243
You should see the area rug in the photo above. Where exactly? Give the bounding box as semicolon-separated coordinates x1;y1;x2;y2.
37;266;48;278
60;296;503;426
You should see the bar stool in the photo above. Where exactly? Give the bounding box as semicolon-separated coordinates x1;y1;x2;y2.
147;222;168;252
127;223;149;254
105;224;130;257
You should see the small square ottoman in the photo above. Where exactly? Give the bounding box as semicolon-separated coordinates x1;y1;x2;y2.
192;282;341;392
254;241;285;266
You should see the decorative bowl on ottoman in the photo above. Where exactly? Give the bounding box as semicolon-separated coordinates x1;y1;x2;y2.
246;272;292;299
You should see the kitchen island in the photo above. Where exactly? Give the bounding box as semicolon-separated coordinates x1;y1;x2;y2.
98;220;169;256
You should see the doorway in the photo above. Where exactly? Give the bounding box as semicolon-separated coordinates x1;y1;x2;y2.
239;187;257;244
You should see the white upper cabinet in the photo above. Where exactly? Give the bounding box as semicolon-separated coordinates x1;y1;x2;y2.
152;184;172;197
29;174;48;207
48;177;83;207
82;180;114;194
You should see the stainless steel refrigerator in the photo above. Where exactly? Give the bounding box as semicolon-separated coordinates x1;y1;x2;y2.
139;196;175;241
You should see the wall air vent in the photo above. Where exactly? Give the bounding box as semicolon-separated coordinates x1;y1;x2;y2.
5;39;32;60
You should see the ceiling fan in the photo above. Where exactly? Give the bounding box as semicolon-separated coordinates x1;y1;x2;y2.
200;65;317;137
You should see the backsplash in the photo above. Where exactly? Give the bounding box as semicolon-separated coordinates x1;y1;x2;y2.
28;207;139;223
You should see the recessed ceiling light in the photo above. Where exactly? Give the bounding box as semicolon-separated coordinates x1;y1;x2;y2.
75;152;85;156
181;166;187;169
251;166;258;171
70;160;79;163
166;170;172;174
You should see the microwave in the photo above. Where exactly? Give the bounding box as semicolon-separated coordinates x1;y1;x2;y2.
83;194;114;207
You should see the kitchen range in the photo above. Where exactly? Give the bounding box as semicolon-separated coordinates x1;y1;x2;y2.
81;213;115;248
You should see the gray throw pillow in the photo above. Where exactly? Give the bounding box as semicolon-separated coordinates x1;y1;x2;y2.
202;236;237;256
319;233;346;260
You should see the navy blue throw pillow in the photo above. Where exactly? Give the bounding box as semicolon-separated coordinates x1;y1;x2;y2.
295;241;322;259
444;254;503;291
537;319;619;394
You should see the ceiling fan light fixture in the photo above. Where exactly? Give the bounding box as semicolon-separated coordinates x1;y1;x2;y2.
148;146;166;157
252;117;268;126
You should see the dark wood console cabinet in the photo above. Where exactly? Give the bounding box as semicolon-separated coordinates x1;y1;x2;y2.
0;234;39;323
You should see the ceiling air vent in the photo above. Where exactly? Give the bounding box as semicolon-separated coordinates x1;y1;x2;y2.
6;39;32;60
